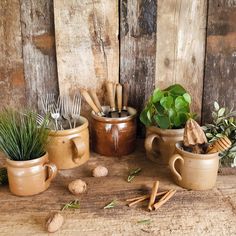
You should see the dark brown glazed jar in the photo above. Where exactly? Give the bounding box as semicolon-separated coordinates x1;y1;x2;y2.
91;107;137;156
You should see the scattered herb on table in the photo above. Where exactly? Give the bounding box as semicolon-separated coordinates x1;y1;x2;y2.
61;199;80;211
0;168;8;185
137;219;151;225
103;200;116;209
127;168;142;183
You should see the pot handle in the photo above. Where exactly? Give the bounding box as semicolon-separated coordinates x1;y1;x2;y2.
145;133;161;162
169;154;184;181
72;136;86;163
111;125;119;152
44;163;57;185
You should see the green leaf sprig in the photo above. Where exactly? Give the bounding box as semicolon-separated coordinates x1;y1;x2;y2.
103;200;116;209
61;199;80;211
127;168;142;183
137;219;151;225
140;84;195;129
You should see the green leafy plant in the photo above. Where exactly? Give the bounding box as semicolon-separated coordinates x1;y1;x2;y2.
61;199;80;211
203;102;236;167
140;84;195;129
0;109;49;161
127;167;142;183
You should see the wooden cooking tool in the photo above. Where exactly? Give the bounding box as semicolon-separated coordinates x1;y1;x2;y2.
116;83;122;117
207;136;232;154
121;82;129;117
106;82;119;118
89;89;105;116
81;89;102;116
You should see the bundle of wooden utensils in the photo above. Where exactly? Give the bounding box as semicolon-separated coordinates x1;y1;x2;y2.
126;181;176;211
81;81;130;118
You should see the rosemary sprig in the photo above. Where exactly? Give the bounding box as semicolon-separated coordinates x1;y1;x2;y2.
103;200;116;209
127;168;142;182
61;199;80;211
137;219;151;225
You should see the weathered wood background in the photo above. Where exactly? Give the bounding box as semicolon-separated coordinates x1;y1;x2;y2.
0;0;235;122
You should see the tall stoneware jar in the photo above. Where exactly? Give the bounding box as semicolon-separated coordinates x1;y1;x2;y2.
145;127;184;164
6;152;57;196
47;116;90;169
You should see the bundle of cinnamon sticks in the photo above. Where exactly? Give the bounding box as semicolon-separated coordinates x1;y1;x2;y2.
126;181;176;211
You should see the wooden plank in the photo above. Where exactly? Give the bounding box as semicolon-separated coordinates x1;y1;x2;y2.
120;0;157;112
155;0;207;118
0;0;26;108
54;0;119;115
20;0;58;111
202;0;236;123
0;140;235;235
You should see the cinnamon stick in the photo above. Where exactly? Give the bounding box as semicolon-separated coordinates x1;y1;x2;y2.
148;181;159;211
153;189;176;210
127;191;168;207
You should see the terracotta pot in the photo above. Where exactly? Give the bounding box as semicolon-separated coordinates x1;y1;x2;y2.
145;126;184;164
169;142;219;190
47;116;89;169
91;106;137;156
6;152;57;196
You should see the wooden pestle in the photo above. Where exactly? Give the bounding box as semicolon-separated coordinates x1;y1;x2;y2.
116;83;122;115
207;136;232;154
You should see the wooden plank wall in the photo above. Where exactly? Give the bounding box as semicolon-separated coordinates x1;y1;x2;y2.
0;0;235;124
202;0;236;123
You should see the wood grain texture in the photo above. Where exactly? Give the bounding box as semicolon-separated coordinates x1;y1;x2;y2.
155;0;207;117
202;0;236;123
120;0;157;112
0;140;235;235
0;0;26;108
20;0;58;111
54;0;119;116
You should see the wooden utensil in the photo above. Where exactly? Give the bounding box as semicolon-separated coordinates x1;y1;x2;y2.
207;136;232;154
121;82;129;117
89;89;105;116
116;83;122;117
106;82;119;118
81;89;103;116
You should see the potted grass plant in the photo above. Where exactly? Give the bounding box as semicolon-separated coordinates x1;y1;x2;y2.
140;84;195;163
0;109;57;196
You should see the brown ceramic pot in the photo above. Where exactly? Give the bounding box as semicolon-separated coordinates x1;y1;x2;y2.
145;126;184;164
91;106;137;156
169;142;219;190
47;116;89;169
6;152;57;196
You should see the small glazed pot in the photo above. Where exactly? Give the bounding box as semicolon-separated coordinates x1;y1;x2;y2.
145;126;184;164
47;116;89;169
6;152;57;196
169;142;219;190
91;107;137;156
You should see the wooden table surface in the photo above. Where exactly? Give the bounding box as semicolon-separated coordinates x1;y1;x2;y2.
0;141;236;236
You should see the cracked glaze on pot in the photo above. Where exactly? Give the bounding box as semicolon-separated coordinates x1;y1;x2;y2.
169;142;219;190
91;107;137;156
6;153;57;196
145;126;184;164
47;116;89;169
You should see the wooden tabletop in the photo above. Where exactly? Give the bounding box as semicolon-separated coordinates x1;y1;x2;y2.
0;141;236;236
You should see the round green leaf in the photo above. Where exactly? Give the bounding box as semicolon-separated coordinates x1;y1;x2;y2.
164;84;186;96
152;89;164;103
183;93;191;104
160;96;173;110
175;96;188;111
154;115;170;129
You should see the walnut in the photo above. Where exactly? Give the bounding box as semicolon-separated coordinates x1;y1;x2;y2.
68;179;87;195
92;165;108;177
46;213;64;233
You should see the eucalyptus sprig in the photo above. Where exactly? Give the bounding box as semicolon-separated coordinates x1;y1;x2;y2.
103;200;116;209
61;199;80;211
127;168;142;183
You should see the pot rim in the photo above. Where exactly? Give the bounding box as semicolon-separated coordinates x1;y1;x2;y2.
91;106;137;123
5;152;48;166
147;126;184;136
49;116;88;136
175;141;219;159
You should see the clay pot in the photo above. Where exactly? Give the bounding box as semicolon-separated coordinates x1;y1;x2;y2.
6;152;57;196
169;142;219;190
91;107;137;156
145;126;184;164
47;116;89;169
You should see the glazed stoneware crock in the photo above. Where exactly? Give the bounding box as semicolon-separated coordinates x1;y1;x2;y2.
6;152;57;196
91;106;137;156
47;116;89;170
145;126;184;164
169;142;219;190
